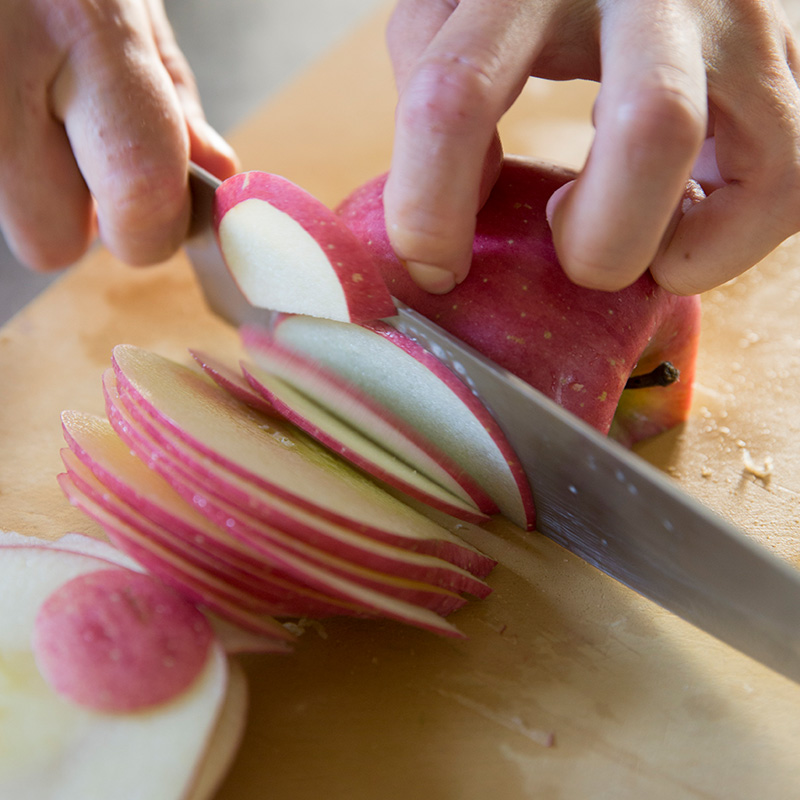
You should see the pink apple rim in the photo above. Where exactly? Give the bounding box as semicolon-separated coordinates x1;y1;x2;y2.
214;171;395;323
32;567;215;713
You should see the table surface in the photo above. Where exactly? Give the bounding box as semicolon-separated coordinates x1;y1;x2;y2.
3;5;800;799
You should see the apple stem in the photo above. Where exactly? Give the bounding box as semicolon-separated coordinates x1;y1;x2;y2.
624;361;680;390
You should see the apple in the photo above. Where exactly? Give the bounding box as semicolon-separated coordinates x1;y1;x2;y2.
269;315;537;530
213;171;395;323
336;156;702;449
0;532;246;800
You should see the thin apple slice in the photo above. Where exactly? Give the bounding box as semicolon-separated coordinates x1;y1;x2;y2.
271;315;536;530
0;541;240;800
213;170;395;322
33;567;215;713
100;371;493;589
239;360;490;523
190;348;278;416
109;343;493;573
240;325;496;515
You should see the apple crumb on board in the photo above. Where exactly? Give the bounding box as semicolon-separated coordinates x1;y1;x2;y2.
742;449;774;481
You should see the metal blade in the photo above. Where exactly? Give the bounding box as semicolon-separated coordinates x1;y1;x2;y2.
391;303;800;684
185;162;800;683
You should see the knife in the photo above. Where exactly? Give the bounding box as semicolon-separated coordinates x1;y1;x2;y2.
186;162;800;684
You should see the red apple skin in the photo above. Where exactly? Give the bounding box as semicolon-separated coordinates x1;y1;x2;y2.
337;157;702;448
214;171;396;323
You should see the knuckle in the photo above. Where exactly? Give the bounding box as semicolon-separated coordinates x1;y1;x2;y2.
398;52;500;136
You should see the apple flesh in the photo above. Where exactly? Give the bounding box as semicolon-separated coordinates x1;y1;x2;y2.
269;315;537;530
213;170;395;323
0;532;245;800
336;156;702;448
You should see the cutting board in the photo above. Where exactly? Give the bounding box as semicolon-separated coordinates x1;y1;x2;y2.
3;5;800;798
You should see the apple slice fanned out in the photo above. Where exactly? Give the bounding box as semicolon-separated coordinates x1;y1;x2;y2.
190;348;278;417
101;374;492;592
63;400;479;635
240;326;497;517
270;315;537;530
213;171;395;323
0;533;246;800
109;344;492;576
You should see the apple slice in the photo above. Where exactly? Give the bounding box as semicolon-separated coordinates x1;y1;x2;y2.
101;367;493;585
0;537;244;800
239;359;490;523
271;315;537;530
213;170;395;322
190;348;278;417
240;325;496;516
109;343;492;574
32;566;215;713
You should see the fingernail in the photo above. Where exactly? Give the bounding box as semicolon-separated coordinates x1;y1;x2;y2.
545;180;575;228
405;261;457;294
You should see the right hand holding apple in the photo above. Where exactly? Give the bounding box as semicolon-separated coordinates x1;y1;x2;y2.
0;0;237;271
384;0;800;297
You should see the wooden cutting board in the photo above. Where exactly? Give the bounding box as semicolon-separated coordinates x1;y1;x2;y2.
2;5;800;798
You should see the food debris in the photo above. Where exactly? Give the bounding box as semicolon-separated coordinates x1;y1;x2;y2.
742;449;774;481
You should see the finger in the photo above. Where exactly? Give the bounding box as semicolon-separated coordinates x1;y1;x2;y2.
386;0;457;91
651;45;800;293
0;11;95;270
384;0;545;292
549;0;708;291
144;0;239;179
50;2;192;266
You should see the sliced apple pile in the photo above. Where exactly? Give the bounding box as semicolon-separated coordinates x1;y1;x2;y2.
58;344;496;646
0;531;246;800
213;170;396;323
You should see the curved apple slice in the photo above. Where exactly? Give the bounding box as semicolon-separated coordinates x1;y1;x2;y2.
0;541;242;800
189;349;278;417
240;326;496;516
271;315;536;530
109;344;491;573
213;171;395;323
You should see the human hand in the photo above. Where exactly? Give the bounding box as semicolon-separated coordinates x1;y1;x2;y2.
383;0;800;296
1;0;238;270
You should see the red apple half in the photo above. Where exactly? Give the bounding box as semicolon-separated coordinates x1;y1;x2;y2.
336;156;702;448
0;532;246;800
213;170;395;323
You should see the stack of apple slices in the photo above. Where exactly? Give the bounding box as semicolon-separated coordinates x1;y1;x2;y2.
59;343;498;650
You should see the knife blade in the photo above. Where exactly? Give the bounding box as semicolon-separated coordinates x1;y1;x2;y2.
186;162;800;684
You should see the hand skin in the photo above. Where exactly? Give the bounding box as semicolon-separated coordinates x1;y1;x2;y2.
1;0;238;271
384;0;800;296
